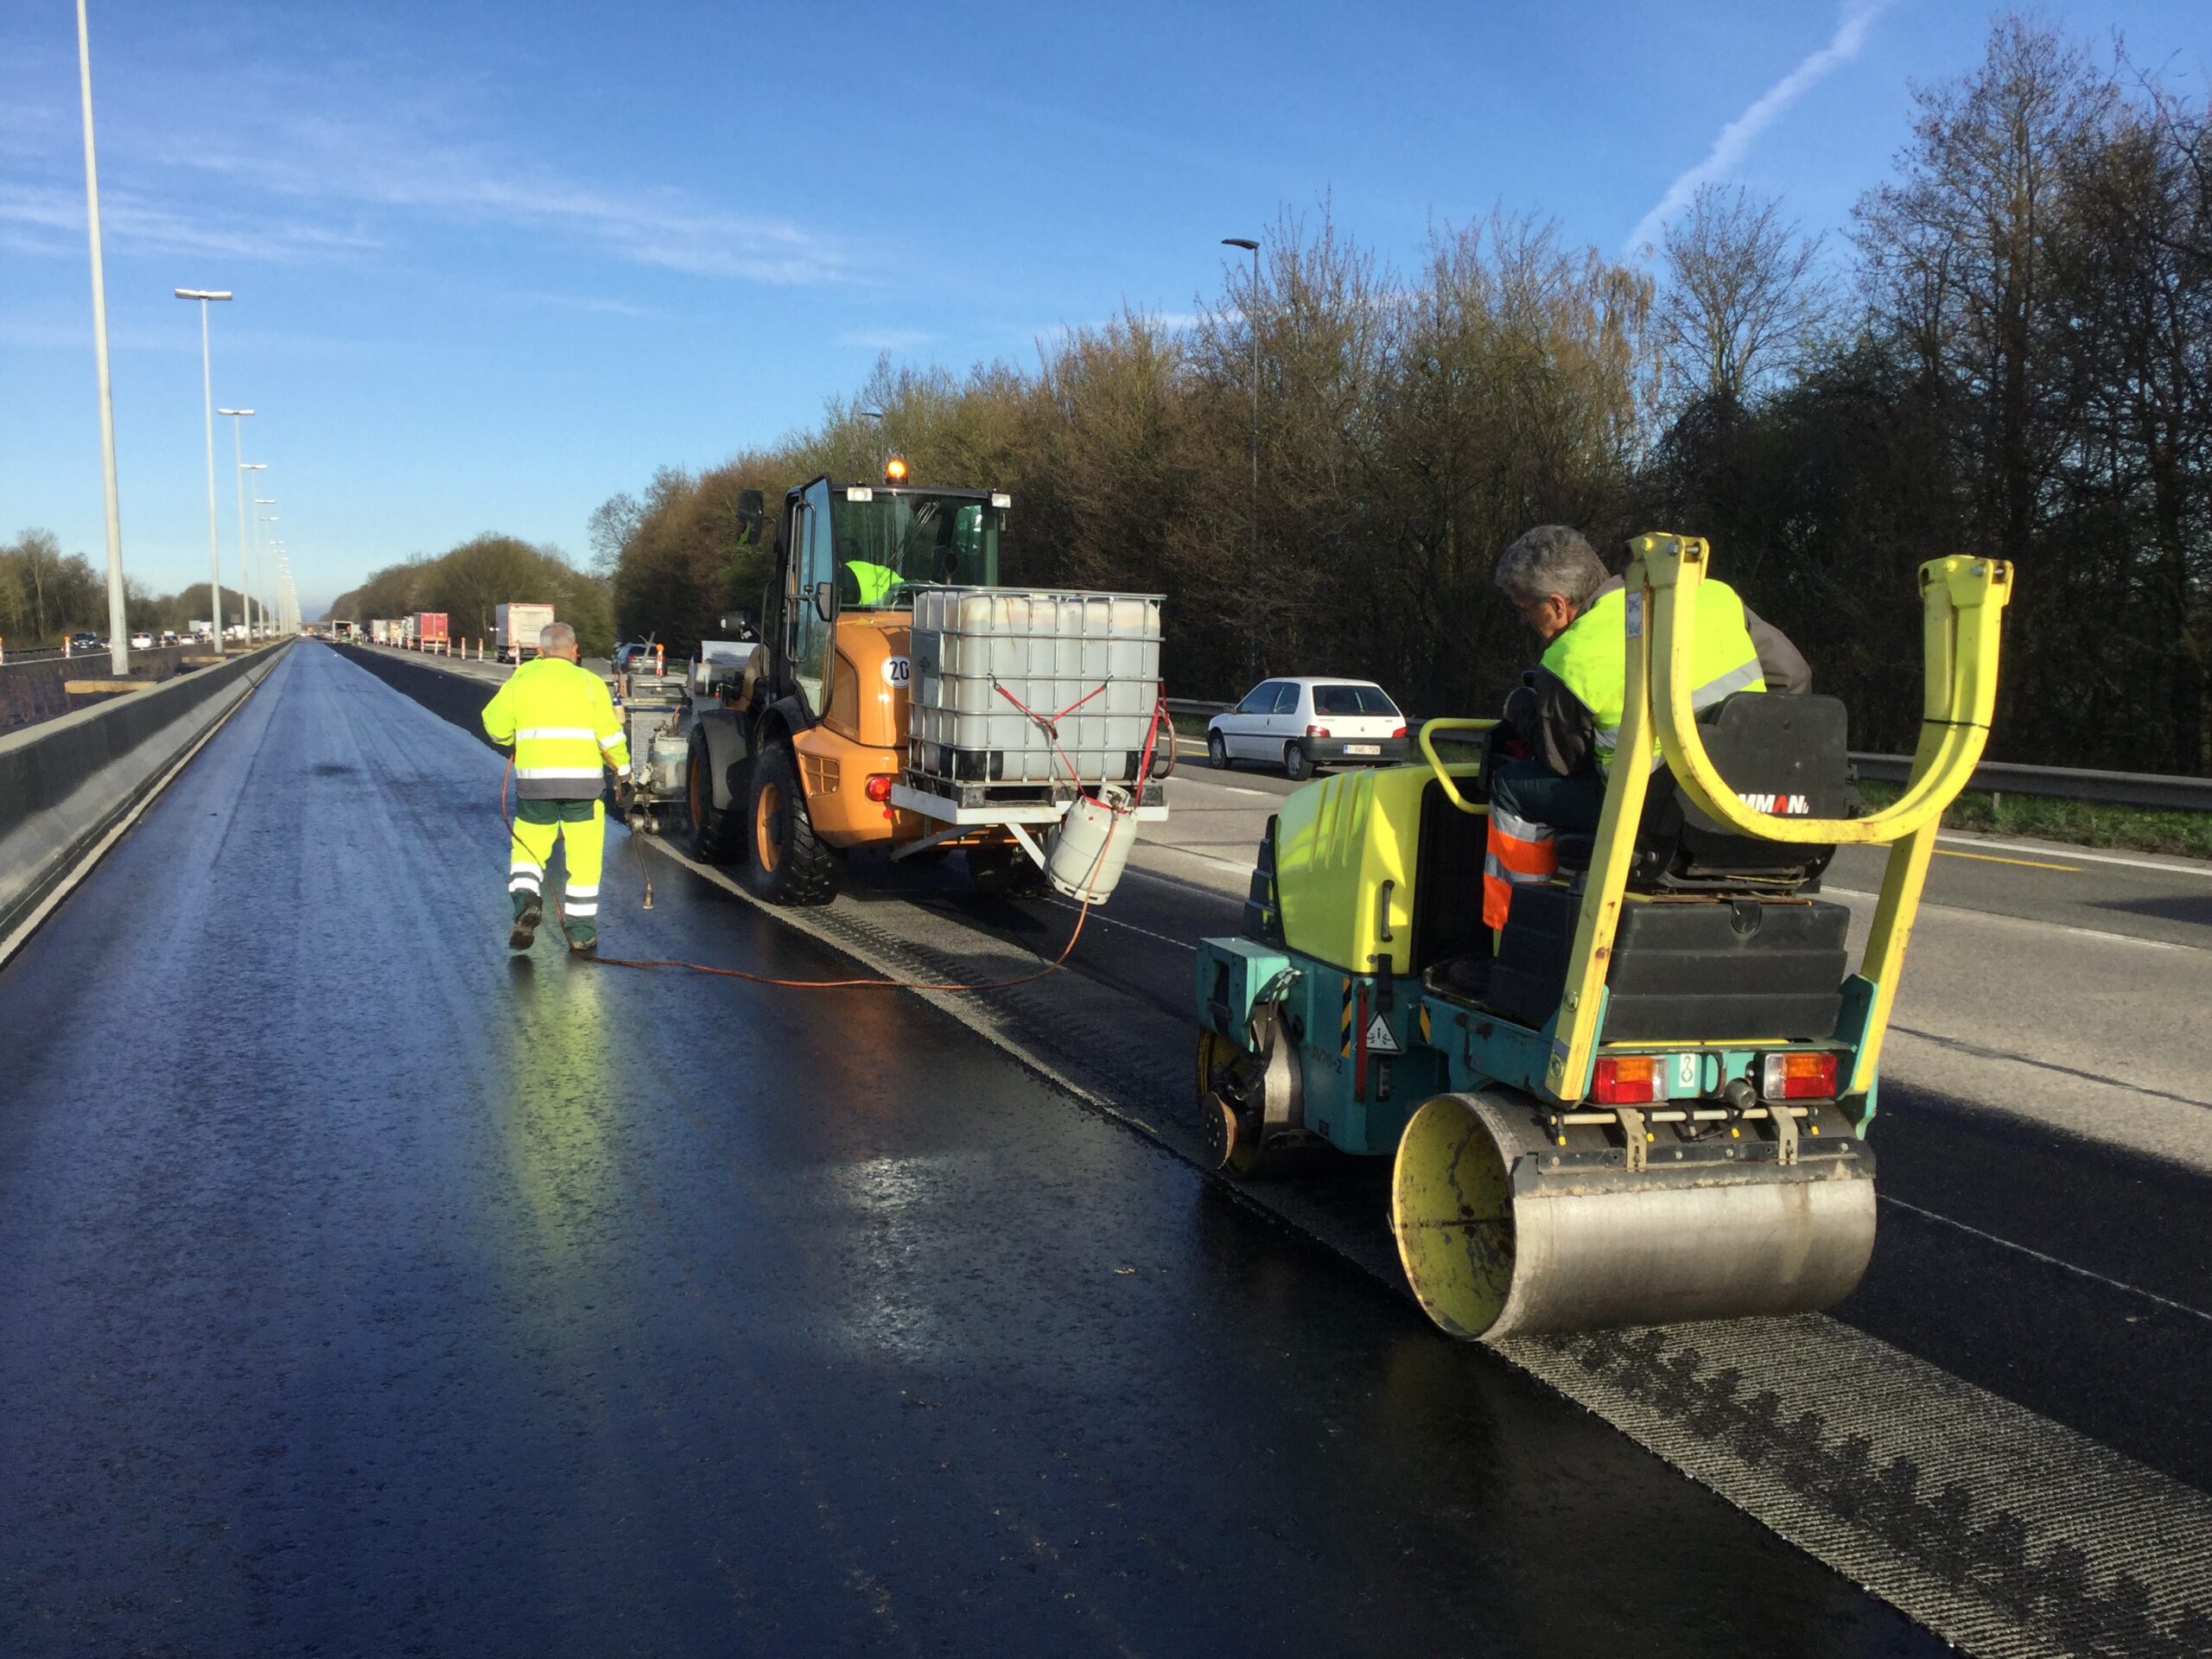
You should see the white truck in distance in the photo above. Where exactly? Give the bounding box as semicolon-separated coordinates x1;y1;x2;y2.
494;603;556;664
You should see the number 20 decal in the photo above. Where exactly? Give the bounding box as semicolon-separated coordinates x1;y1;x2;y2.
882;656;912;687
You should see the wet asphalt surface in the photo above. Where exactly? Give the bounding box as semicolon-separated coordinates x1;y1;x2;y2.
908;856;2212;1503
0;644;1945;1654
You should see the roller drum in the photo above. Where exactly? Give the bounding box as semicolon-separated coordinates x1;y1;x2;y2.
1392;1090;1876;1342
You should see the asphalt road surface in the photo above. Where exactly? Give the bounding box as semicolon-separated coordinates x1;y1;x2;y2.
1007;761;2212;1497
0;645;1958;1655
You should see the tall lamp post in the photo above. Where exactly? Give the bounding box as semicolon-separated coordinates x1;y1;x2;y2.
239;467;267;639
176;290;234;649
1222;237;1261;684
219;410;254;644
77;0;128;674
254;503;277;638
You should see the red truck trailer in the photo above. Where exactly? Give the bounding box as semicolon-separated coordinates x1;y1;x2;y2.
414;612;449;645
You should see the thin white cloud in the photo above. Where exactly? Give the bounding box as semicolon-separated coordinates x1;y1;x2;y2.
0;60;853;288
840;328;933;351
510;290;660;321
1623;0;1894;256
166;110;850;286
0;181;382;263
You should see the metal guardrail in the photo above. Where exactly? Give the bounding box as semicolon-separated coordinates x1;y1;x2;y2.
1164;698;2210;811
1848;753;2212;812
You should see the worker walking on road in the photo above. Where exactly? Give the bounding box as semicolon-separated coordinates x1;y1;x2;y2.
1483;525;1809;931
482;621;630;955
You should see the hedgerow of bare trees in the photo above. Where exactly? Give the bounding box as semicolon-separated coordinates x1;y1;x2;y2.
328;534;613;655
589;16;2206;772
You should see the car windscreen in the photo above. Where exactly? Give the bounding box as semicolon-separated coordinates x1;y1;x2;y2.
1313;683;1399;716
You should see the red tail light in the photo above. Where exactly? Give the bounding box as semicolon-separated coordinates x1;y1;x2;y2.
1306;725;1331;739
1592;1056;1659;1104
1391;726;1408;740
864;774;893;804
1762;1052;1839;1099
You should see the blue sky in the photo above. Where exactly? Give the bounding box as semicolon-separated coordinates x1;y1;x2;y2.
2;1;2204;615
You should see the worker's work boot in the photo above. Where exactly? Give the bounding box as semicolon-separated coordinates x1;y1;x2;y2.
563;920;598;957
509;888;542;952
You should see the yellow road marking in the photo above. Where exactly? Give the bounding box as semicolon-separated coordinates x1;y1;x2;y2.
1936;848;2080;872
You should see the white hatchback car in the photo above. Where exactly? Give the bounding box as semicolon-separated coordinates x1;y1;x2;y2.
129;632;155;651
1205;677;1409;780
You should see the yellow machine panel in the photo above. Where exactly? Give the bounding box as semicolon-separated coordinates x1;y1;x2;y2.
1274;765;1427;976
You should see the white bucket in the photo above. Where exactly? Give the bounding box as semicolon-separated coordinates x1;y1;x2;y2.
1045;787;1135;904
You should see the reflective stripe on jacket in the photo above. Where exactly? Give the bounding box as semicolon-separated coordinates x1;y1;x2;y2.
482;657;631;799
1540;579;1764;774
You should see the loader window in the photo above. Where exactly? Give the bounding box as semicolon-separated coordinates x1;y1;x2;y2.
792;482;836;712
830;491;1001;607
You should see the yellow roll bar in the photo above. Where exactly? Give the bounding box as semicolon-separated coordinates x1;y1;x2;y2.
1545;534;2012;1103
1416;718;1495;816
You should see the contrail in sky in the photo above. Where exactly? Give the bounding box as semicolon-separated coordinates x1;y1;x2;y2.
1622;0;1896;256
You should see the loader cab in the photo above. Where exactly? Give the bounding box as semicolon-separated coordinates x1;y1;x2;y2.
766;475;1007;717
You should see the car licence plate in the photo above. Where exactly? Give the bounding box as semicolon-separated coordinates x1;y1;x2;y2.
1345;744;1381;756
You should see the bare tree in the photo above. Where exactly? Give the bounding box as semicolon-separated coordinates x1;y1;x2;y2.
1656;184;1829;409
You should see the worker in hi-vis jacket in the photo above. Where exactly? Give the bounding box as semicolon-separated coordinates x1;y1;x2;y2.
481;620;630;955
1482;525;1809;931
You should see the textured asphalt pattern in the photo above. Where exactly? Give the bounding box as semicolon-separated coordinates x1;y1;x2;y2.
0;644;1952;1655
330;646;2212;1656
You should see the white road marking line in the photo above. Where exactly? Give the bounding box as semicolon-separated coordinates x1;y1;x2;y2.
1046;899;1196;951
1880;1195;2212;1325
1824;887;2194;952
1222;785;1271;797
1934;834;2212;879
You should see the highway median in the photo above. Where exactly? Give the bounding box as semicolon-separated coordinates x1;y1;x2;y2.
0;641;289;959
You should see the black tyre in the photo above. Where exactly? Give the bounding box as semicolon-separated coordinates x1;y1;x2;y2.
743;744;843;905
1283;741;1312;781
969;836;1053;899
1208;731;1230;770
684;734;738;863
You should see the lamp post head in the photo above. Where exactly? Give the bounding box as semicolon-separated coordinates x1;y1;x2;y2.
217;407;254;417
240;462;266;472
1221;238;1258;252
174;289;233;302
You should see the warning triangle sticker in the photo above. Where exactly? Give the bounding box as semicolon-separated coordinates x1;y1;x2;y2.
1363;1013;1401;1054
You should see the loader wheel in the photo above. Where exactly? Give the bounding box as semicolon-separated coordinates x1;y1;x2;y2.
969;836;1053;899
743;744;842;905
1282;741;1312;781
1197;1027;1268;1176
684;735;737;864
1207;731;1230;770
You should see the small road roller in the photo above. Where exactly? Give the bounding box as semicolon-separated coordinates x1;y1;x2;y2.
1192;535;2012;1341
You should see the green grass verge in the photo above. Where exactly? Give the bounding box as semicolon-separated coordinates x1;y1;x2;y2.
1857;779;2212;860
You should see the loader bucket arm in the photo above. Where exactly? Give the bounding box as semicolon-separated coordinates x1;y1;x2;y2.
1545;534;2012;1103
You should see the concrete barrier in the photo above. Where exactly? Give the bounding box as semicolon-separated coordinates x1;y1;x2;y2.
0;642;289;950
0;644;214;734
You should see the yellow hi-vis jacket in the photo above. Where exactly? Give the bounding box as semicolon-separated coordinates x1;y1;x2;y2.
1541;579;1764;773
482;657;631;799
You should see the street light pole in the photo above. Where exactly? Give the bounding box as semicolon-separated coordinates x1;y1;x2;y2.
178;289;235;644
240;467;267;640
219;410;253;645
253;503;276;639
77;0;129;675
1222;237;1261;685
